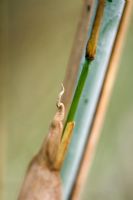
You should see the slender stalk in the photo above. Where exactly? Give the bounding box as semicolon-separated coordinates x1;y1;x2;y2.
64;0;105;129
65;59;91;124
70;1;132;199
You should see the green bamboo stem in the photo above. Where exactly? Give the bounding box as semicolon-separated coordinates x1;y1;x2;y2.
64;59;91;124
64;0;105;128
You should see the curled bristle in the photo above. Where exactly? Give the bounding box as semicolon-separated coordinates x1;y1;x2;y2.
57;83;65;108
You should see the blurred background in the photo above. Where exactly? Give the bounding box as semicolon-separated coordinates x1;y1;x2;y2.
0;0;133;199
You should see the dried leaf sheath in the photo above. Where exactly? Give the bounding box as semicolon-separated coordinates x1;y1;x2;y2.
18;157;62;200
18;86;74;200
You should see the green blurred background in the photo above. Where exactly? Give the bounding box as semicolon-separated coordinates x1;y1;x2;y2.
0;0;133;199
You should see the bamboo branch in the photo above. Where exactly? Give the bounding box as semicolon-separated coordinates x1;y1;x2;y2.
64;0;105;129
70;1;132;199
